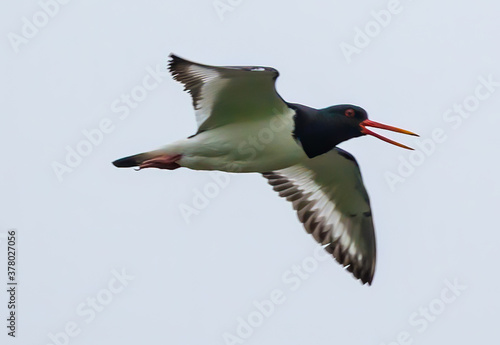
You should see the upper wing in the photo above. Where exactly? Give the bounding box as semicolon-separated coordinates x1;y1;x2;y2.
168;54;289;132
262;148;376;285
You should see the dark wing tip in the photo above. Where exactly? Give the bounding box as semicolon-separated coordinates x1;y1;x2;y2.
324;241;375;285
168;53;190;76
168;53;202;80
168;53;186;63
262;170;376;286
167;53;205;109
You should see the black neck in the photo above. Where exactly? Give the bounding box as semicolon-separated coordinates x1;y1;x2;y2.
289;103;362;158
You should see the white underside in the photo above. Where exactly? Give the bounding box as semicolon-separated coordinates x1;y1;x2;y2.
159;109;308;173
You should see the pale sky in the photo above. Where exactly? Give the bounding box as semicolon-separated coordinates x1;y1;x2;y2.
1;0;500;344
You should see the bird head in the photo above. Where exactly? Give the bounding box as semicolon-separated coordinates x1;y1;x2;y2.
291;103;419;158
324;104;419;150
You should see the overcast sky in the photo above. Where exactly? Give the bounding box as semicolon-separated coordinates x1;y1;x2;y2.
1;0;500;344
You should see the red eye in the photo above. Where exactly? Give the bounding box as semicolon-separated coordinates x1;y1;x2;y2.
345;109;355;117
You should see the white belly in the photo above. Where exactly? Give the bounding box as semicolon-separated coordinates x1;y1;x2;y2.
164;111;308;172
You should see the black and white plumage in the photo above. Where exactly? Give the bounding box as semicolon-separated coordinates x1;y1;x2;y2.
262;148;375;284
168;54;288;134
113;54;418;285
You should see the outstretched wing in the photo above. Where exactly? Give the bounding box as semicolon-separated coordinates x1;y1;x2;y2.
262;148;376;285
168;54;289;133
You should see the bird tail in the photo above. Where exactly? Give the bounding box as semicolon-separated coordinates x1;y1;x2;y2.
112;151;160;168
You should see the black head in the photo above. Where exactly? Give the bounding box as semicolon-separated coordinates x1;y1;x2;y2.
324;104;369;136
291;103;418;158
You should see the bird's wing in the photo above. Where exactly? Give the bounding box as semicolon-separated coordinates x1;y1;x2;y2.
262;148;376;285
168;54;289;133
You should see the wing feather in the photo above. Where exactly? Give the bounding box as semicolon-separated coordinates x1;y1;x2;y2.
262;148;376;285
168;54;288;133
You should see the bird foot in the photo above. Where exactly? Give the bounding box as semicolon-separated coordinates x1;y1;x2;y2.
136;154;182;170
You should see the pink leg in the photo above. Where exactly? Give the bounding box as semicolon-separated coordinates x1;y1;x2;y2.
137;154;182;170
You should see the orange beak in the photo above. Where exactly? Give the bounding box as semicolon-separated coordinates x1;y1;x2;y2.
360;119;419;150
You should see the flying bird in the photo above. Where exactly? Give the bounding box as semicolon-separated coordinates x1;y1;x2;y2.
113;54;418;285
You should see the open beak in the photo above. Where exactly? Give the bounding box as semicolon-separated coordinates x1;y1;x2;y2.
360;119;419;150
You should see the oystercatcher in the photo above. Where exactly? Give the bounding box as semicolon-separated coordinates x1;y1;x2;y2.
113;54;418;285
